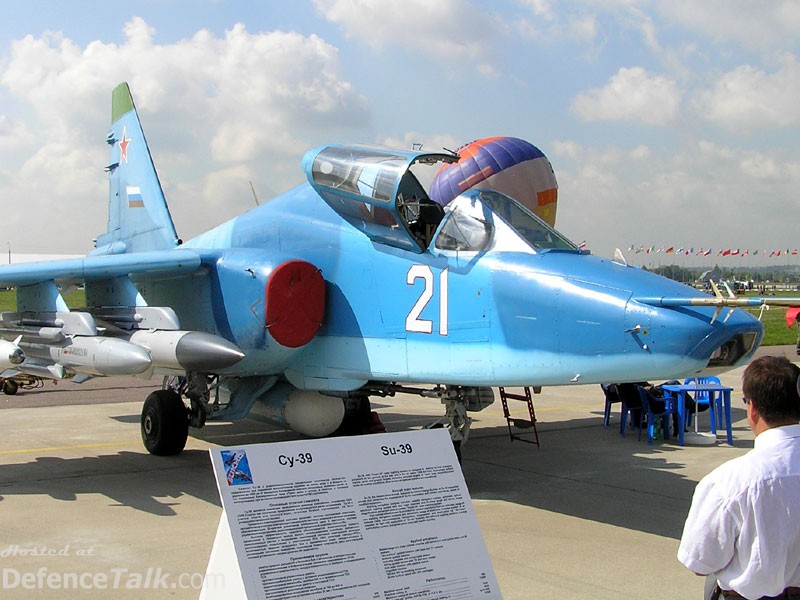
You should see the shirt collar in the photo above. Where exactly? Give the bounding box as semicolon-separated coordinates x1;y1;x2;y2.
754;423;800;448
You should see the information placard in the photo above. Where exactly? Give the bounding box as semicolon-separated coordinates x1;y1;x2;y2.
207;428;502;599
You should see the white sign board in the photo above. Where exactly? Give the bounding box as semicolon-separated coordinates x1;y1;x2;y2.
206;428;501;599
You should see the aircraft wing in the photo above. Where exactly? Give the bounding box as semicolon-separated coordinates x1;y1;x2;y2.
0;249;201;286
0;248;244;383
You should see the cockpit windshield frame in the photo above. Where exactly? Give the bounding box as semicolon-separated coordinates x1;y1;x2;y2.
433;189;579;254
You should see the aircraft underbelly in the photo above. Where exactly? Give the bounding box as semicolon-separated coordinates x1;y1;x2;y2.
283;335;398;390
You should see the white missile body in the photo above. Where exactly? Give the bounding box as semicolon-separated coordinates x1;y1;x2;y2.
24;336;152;376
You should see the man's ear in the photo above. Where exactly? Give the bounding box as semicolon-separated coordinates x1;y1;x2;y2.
746;398;758;425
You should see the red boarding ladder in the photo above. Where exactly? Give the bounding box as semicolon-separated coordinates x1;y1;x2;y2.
498;386;540;446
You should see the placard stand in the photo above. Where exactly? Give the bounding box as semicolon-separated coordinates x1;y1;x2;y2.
200;512;245;599
203;428;502;599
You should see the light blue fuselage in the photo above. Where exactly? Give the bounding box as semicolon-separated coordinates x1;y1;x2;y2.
137;183;763;392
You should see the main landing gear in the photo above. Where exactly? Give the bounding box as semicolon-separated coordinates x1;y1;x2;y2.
140;389;189;456
141;373;211;456
138;375;492;459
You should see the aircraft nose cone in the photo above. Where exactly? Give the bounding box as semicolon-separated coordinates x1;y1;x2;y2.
174;332;245;371
688;314;762;371
626;293;764;376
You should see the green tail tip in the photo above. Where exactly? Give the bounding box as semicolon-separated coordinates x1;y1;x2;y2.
111;82;135;124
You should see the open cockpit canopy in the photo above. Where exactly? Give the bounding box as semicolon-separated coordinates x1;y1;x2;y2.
303;144;456;252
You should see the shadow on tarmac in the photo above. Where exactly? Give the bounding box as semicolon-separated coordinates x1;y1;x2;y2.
458;409;753;541
0;449;221;516
0;382;754;539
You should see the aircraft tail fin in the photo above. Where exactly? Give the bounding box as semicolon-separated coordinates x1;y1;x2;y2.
93;82;180;255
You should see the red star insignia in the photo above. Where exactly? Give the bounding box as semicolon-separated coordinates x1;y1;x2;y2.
119;127;131;163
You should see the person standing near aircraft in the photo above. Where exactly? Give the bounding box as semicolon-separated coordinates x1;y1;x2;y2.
677;355;800;599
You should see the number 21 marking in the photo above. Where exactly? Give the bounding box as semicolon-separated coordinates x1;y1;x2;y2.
405;265;448;335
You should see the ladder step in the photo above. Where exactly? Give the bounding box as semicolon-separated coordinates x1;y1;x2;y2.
498;386;541;447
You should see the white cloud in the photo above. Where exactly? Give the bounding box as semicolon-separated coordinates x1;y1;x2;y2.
695;140;793;184
0;18;370;252
630;144;651;160
571;67;682;125
567;14;599;42
0;114;33;151
693;55;800;130
659;1;800;51
312;0;501;74
516;1;665;53
518;0;556;20
515;1;600;44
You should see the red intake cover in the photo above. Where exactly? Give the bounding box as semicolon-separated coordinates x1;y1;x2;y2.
265;260;325;348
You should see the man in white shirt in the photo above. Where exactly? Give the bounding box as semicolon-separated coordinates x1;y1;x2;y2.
678;355;800;599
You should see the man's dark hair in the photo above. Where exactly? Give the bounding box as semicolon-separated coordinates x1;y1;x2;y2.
742;355;800;424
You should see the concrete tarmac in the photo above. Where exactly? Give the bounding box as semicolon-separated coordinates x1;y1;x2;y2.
1;346;796;599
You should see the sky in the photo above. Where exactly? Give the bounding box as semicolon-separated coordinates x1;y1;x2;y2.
1;0;799;266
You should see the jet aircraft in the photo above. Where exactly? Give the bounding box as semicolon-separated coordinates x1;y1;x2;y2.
0;83;788;455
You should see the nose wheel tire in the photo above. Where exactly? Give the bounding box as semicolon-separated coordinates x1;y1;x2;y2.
2;379;18;395
141;389;189;456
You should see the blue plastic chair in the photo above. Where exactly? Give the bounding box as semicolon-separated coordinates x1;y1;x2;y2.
637;385;677;444
684;376;722;431
600;384;622;429
614;384;643;437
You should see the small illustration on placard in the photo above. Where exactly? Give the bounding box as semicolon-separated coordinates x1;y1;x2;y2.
221;450;253;486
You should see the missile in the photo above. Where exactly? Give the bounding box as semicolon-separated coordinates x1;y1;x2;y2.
126;330;245;372
0;336;25;370
7;329;242;379
23;336;152;376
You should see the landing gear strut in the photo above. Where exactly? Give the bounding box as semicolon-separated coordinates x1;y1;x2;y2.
434;398;471;462
361;383;494;461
